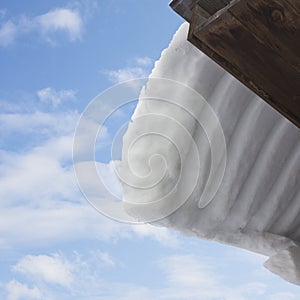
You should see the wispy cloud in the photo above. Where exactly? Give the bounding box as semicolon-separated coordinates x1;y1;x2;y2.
0;7;83;47
6;251;118;299
3;252;297;300
98;251;115;266
13;254;74;288
134;57;153;67
0;138;127;249
37;87;76;108
104;57;154;84
105;67;149;84
0;101;129;249
268;292;296;300
156;254;269;300
159;255;219;288
0;21;16;47
132;224;180;248
36;8;82;41
0;94;177;250
6;280;42;300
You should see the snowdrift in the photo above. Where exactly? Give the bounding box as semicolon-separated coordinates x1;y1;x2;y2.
120;23;300;285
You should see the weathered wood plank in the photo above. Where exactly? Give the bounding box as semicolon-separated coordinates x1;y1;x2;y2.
171;0;300;128
229;0;300;72
170;0;233;22
188;11;286;111
198;0;230;15
191;5;300;126
170;0;196;22
286;0;300;14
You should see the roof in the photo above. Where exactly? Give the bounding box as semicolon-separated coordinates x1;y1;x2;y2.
170;0;300;128
170;0;231;22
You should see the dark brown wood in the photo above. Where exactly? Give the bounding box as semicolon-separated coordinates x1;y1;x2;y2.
171;0;300;128
170;0;231;22
229;0;300;72
197;0;230;15
287;0;300;13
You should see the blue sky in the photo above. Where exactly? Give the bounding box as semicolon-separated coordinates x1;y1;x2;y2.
1;1;300;299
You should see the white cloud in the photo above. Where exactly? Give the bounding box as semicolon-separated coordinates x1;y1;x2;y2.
37;87;76;108
0;112;79;206
268;292;296;300
0;129;79;207
6;251;118;299
155;254;270;300
135;57;153;66
0;106;131;249
131;224;180;248
98;251;115;266
36;8;83;41
104;56;154;84
159;255;218;289
106;67;149;84
0;95;189;252
0;204;128;250
13;254;74;287
0;97;184;252
0;142;128;249
6;251;296;300
0;7;83;47
6;280;42;300
96;160;123;199
0;111;79;140
0;21;17;47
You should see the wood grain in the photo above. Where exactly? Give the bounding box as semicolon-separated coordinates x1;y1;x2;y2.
229;0;300;72
189;1;300;128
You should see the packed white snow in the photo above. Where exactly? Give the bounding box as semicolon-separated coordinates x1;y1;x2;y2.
120;23;300;285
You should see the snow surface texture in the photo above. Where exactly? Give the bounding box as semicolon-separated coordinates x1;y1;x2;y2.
120;23;300;285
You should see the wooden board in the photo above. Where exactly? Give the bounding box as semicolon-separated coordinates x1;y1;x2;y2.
170;0;230;22
171;0;300;128
197;0;231;15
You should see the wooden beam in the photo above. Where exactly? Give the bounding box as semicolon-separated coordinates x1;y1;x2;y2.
171;0;300;128
170;0;231;22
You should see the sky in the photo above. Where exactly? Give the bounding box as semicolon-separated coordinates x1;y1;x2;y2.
1;1;300;299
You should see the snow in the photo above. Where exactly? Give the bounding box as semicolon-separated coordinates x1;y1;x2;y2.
120;23;300;284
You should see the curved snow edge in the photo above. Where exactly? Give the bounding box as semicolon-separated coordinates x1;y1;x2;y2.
265;243;300;285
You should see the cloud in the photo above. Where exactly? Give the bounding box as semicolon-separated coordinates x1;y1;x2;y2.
0;102;178;250
37;87;76;108
0;90;187;252
0;21;17;47
154;254;270;300
106;67;149;84
0;7;83;47
159;255;218;288
13;254;74;288
268;292;296;300
0;105;131;249
0;205;128;250
0;110;79;142
6;251;117;299
104;56;154;84
98;251;115;266
6;280;42;300
131;224;180;248
4;251;297;300
0;140;128;249
35;8;83;41
135;57;153;66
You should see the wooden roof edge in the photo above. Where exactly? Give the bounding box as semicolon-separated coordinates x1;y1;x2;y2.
169;0;196;22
